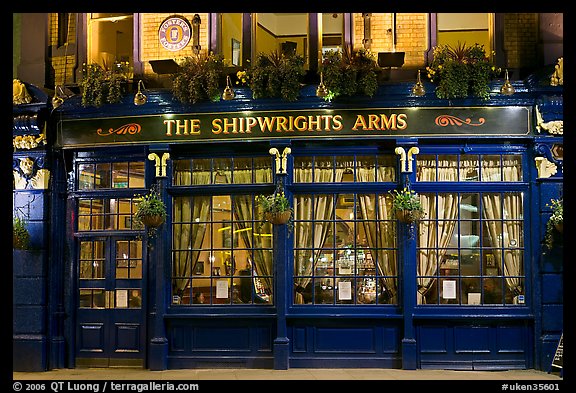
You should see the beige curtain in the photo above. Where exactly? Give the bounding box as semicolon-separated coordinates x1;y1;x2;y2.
226;168;274;293
357;165;397;301
417;158;459;304
481;156;523;292
172;163;211;296
293;162;344;303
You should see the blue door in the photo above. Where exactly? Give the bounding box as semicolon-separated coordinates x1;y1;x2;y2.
75;236;146;367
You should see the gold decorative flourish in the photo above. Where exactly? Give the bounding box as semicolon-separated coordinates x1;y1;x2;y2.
97;123;141;136
435;115;485;127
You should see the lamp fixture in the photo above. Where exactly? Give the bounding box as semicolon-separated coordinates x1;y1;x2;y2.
411;70;425;97
134;80;147;105
316;72;328;98
222;75;235;100
51;85;65;109
500;69;515;95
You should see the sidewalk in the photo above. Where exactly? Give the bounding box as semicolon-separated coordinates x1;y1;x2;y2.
13;367;563;381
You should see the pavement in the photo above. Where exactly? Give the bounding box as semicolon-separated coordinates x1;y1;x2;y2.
12;367;563;381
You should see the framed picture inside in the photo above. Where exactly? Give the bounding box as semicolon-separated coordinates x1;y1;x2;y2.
231;39;241;66
194;261;204;275
486;253;495;267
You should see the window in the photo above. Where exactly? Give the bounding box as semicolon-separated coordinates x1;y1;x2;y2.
255;13;309;68
76;160;144;231
86;13;134;70
292;154;398;305
416;153;525;306
171;156;274;306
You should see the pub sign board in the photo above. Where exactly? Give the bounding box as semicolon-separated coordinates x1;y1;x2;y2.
56;106;532;148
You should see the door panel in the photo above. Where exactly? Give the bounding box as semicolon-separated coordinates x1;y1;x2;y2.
76;237;145;367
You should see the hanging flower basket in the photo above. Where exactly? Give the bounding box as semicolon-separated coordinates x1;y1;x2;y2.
264;210;292;225
140;214;165;228
554;222;563;234
395;209;425;224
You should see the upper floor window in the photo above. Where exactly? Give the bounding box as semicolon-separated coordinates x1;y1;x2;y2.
255;13;310;68
172;157;273;185
87;13;134;70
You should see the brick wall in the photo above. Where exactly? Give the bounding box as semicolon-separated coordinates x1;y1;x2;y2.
504;13;539;69
353;13;428;68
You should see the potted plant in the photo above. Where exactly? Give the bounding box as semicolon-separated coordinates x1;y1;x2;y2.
425;42;501;100
319;47;379;101
544;198;563;249
171;52;225;104
13;216;30;250
134;186;167;237
80;63;126;107
389;188;425;224
256;191;292;225
248;50;305;101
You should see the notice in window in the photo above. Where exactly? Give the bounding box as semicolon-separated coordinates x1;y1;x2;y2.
338;281;352;300
116;289;128;308
442;280;456;299
216;279;229;299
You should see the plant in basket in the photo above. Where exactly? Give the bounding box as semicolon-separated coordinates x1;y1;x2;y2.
544;197;563;250
256;190;293;227
389;188;425;224
134;185;167;237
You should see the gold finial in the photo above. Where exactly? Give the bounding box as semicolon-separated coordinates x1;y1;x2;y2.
316;72;328;98
222;75;235;100
500;69;515;96
134;80;147;105
411;70;425;97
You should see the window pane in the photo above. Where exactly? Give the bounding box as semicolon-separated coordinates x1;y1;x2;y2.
78;164;95;189
95;163;111;188
128;162;145;188
220;13;244;67
255;13;308;66
481;155;502;181
460;155;479;181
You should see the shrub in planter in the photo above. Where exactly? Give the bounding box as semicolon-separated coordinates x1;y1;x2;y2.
248;50;305;101
319;47;379;101
171;52;225;104
81;63;125;107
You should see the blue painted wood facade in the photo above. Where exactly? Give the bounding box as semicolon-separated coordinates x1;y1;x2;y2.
13;77;563;372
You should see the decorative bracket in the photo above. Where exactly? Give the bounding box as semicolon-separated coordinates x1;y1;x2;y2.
395;146;419;173
535;105;563;135
148;152;170;178
269;147;291;175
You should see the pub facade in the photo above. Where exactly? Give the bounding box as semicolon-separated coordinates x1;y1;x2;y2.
13;13;563;372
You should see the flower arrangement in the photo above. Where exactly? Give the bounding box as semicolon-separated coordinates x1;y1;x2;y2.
256;191;293;226
544;198;563;249
247;50;305;101
319;47;379;101
13;216;30;250
81;63;126;107
134;186;167;237
389;188;425;223
171;52;225;104
426;42;501;100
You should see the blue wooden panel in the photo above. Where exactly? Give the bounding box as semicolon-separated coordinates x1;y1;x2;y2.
13;306;46;334
257;327;272;352
541;274;563;304
314;327;376;353
12;250;45;277
13;277;46;305
78;324;105;352
382;327;400;353
541;304;563;332
292;327;307;353
169;326;188;352
419;326;447;353
114;323;140;352
496;326;525;353
454;326;490;353
192;327;251;351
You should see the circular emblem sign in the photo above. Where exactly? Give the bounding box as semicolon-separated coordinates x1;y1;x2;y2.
159;16;192;51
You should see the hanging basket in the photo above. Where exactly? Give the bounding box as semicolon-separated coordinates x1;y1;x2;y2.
140;214;164;228
555;222;563;234
264;211;292;225
395;209;423;224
